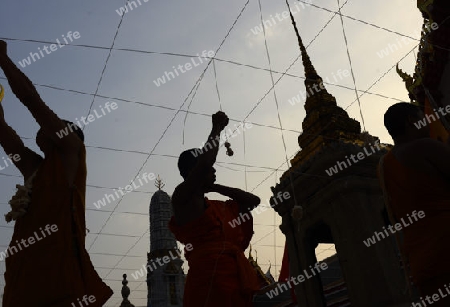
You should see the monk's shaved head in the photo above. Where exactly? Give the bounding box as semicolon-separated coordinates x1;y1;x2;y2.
384;102;422;139
178;149;200;180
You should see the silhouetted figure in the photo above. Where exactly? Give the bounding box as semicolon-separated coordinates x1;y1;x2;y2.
169;111;261;306
0;40;113;307
379;102;450;305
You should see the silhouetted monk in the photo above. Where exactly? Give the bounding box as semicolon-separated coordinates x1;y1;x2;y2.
379;102;450;305
169;111;261;306
0;40;113;307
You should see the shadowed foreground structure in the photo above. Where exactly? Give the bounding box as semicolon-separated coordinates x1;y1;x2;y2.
270;11;412;307
269;0;450;305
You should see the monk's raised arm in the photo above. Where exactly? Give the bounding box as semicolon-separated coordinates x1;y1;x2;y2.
0;101;42;180
208;184;260;213
172;111;228;206
0;40;79;151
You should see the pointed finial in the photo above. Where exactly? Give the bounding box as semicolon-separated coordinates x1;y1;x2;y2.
120;274;135;307
297;32;319;81
249;244;253;259
155;175;165;190
285;1;320;81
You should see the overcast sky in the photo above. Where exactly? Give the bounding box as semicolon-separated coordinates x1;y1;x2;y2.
0;0;423;305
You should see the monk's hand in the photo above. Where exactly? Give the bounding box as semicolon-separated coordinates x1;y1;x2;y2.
212;111;229;132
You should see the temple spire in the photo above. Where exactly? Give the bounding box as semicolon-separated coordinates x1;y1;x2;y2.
284;0;363;168
286;3;322;85
297;28;320;82
120;274;135;307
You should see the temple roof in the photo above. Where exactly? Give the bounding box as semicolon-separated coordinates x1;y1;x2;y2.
397;0;450;109
248;246;274;288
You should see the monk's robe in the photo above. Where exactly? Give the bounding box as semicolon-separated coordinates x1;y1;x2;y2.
278;243;297;303
2;144;113;307
423;98;449;143
169;198;260;307
380;151;450;299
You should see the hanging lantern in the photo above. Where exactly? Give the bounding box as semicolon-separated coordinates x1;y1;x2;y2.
225;141;233;156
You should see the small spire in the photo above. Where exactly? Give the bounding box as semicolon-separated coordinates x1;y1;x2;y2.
282;0;364;170
155;175;165;190
297;30;319;82
286;2;321;83
120;274;135;307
